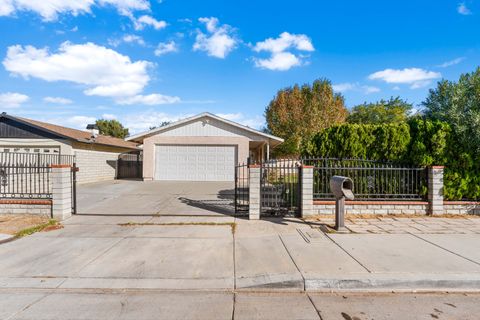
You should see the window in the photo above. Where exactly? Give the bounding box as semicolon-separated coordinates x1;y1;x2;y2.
3;149;10;153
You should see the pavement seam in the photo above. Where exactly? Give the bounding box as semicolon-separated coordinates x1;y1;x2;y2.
278;234;306;291
324;233;372;273
306;293;323;320
410;233;480;267
5;290;54;320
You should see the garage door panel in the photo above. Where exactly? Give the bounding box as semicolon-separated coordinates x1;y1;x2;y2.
155;145;235;181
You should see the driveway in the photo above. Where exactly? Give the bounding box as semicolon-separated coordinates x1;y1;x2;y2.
77;180;236;216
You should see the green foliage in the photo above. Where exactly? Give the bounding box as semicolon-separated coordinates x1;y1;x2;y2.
95;119;129;139
265;79;348;156
347;97;413;124
303;123;411;161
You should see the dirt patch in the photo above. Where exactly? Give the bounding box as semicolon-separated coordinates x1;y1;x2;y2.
0;214;51;235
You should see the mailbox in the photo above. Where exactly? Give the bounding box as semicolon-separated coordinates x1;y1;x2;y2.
329;176;354;200
329;175;354;232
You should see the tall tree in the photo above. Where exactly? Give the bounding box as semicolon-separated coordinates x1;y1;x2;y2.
423;67;480;157
265;79;348;155
95;119;129;139
347;97;412;124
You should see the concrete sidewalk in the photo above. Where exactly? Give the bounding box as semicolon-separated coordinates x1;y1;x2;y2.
0;215;479;292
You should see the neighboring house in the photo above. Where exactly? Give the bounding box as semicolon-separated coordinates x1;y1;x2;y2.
127;112;284;182
0;113;138;184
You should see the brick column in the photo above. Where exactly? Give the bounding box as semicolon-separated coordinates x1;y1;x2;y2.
428;166;444;215
51;165;72;221
300;165;314;217
248;165;261;220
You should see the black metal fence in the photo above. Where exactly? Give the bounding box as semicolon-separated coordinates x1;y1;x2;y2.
0;164;52;199
302;157;427;200
234;162;249;213
260;159;301;216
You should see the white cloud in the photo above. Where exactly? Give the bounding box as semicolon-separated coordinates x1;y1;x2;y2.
123;110;192;133
332;82;380;94
63;115;96;130
116;93;180;105
368;68;441;89
122;34;145;46
0;0;149;21
134;15;167;30
216;113;264;129
43;96;73;104
0;92;29;108
458;2;472;15
193;17;237;59
3;42;151;99
101;113;117;120
252;32;314;71
155;41;178;56
437;57;465;68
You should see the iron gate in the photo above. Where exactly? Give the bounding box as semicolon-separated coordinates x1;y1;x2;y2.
260;159;301;216
71;163;78;214
234;162;249;214
117;152;143;179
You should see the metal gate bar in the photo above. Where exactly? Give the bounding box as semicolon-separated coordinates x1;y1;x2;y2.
260;159;301;216
234;162;249;213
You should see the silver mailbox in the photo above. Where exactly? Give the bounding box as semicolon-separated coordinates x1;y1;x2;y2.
329;176;354;200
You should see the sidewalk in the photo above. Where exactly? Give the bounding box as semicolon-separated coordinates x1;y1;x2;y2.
0;214;479;292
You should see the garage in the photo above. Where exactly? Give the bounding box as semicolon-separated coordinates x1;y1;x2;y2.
126;112;284;182
155;145;236;181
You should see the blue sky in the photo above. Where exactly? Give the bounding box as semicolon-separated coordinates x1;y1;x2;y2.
0;0;479;133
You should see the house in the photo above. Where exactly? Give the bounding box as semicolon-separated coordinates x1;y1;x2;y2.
0;113;138;184
127;112;284;181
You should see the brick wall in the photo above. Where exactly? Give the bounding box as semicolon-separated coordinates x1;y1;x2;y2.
0;200;51;216
74;149;120;184
312;201;429;215
444;202;480;215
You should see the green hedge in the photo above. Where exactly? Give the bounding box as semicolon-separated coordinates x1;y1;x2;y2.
302;118;479;200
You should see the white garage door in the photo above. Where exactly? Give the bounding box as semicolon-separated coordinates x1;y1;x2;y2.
155;145;236;181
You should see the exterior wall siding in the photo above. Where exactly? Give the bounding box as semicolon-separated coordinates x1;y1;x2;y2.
0;138;73;155
160;118;264;140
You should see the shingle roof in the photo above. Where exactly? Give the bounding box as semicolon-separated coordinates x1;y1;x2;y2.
11;115;138;150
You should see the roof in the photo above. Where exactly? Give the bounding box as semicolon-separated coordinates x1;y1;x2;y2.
1;113;138;150
126;112;284;145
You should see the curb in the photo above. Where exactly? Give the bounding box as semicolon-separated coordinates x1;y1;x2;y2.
0;233;15;244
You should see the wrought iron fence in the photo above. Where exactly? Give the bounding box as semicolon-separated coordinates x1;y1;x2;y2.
0;164;52;199
234;162;249;213
0;152;75;166
260;158;301;216
302;157;427;200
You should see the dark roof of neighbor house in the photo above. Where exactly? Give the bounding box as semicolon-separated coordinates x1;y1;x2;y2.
1;113;138;150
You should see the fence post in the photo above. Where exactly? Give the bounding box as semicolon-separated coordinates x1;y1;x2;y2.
51;164;72;221
428;166;444;215
248;164;261;220
300;165;314;217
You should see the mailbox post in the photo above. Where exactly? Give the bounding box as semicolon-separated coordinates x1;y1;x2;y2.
329;176;354;232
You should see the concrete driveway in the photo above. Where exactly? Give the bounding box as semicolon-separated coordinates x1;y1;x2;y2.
77;180;236;216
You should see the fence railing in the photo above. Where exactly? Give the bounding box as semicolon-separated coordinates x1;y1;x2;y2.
234;162;249;213
302;157;427;201
0;164;52;199
0;152;75;166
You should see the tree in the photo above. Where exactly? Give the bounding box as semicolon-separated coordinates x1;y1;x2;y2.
347;97;412;124
265;79;348;155
95;119;129;139
423;67;480;157
149;121;171;130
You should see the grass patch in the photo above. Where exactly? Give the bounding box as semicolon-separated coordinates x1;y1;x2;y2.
119;222;237;234
14;219;61;238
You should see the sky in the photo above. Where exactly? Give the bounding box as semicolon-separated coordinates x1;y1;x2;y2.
0;0;479;134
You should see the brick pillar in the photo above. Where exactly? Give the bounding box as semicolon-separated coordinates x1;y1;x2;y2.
300;165;314;217
428;166;444;215
51;165;72;221
248;165;261;220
